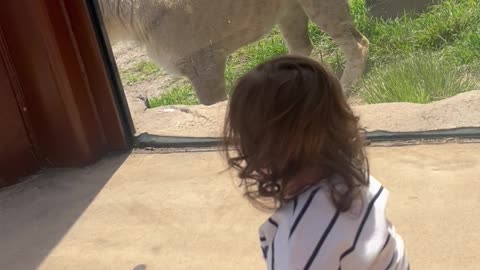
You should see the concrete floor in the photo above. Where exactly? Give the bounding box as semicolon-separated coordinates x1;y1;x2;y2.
1;143;479;270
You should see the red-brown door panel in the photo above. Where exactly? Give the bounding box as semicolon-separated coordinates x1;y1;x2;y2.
0;43;41;187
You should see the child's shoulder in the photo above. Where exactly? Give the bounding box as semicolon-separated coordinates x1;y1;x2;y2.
297;174;387;209
258;176;407;269
262;174;389;230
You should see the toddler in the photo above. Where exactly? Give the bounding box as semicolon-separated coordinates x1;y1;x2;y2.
222;56;408;270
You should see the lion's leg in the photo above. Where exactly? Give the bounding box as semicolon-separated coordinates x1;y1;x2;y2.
297;0;369;91
176;49;228;105
278;2;313;56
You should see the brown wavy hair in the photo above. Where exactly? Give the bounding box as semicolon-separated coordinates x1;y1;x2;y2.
223;55;369;212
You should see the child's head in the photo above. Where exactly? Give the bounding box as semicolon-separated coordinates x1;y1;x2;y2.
223;55;368;212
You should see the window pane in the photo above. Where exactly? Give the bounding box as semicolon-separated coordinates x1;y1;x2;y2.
96;0;480;138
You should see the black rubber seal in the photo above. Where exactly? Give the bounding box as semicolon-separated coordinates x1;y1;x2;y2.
134;127;480;148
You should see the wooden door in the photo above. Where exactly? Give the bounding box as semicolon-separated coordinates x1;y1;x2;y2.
0;0;132;187
0;32;41;187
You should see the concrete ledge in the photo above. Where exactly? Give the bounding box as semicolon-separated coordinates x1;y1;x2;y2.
132;91;480;137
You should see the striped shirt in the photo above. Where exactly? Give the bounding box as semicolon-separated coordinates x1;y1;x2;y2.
259;175;408;270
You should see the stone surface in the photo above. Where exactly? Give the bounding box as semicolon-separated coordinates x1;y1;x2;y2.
131;90;480;137
1;143;480;269
366;0;440;19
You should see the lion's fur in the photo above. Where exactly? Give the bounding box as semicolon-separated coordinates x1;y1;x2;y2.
99;0;369;104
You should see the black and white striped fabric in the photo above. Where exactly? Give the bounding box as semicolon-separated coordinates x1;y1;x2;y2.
259;176;408;270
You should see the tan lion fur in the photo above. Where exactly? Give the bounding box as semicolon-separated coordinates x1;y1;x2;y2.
99;0;369;105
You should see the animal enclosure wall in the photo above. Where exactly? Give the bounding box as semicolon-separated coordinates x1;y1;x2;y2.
92;0;480;139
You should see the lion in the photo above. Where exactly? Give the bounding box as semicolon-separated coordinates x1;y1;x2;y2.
99;0;369;105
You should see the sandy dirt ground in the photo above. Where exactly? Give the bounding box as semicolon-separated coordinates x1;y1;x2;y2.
1;143;479;270
111;42;187;117
112;41;183;100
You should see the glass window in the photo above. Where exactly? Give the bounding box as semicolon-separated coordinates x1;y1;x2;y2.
95;0;480;140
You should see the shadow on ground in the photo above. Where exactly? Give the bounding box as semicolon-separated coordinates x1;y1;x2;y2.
0;153;129;270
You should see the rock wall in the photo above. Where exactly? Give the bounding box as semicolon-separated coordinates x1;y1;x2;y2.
365;0;441;19
132;91;480;137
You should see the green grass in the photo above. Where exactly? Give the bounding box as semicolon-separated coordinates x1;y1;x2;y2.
360;54;477;104
225;28;288;91
120;60;165;86
140;0;480;106
350;0;480;67
147;83;198;107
